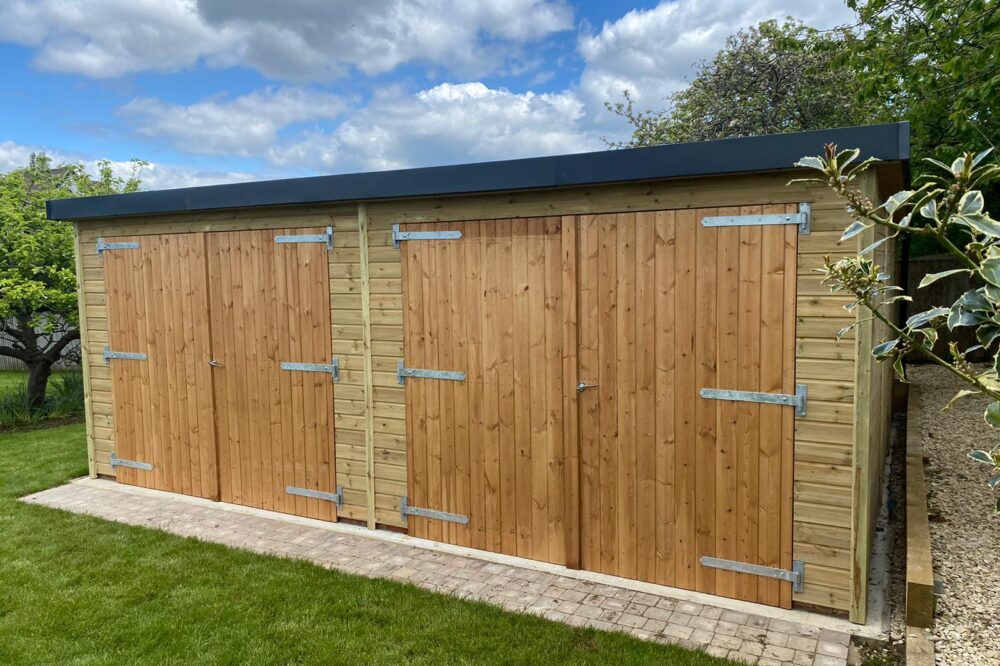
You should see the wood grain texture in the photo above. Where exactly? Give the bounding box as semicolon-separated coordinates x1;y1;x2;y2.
400;219;569;565
207;228;337;521
103;233;218;499
577;207;797;608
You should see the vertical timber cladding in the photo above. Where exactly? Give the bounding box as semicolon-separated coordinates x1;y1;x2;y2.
207;229;338;521
103;233;218;498
577;206;798;608
401;218;570;563
103;227;338;520
400;206;799;607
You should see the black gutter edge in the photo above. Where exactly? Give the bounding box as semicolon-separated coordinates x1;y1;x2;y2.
48;122;910;221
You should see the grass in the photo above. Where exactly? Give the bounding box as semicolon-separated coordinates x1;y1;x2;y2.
0;423;733;665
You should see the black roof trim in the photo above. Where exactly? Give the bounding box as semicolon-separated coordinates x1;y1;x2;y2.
47;122;909;221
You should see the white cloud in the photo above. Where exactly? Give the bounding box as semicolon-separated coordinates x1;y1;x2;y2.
0;140;256;189
120;87;347;156
267;82;598;172
0;0;572;80
578;0;858;129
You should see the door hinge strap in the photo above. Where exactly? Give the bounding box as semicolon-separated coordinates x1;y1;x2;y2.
701;202;811;235
400;496;469;525
391;224;462;249
104;347;148;364
397;360;466;385
700;556;805;593
110;453;153;471
280;358;339;381
700;384;807;417
275;226;333;250
286;485;344;508
97;238;139;255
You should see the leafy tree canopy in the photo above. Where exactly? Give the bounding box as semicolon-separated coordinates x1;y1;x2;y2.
0;154;143;406
848;0;1000;164
605;19;871;148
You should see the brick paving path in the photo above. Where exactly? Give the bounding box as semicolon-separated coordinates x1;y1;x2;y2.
24;480;852;666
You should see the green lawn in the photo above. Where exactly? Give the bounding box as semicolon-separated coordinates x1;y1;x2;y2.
0;423;732;665
0;370;28;393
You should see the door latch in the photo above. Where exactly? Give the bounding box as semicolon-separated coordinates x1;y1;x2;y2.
577;381;598;393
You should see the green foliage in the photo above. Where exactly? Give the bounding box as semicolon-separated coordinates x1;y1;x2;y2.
0;371;85;430
0;425;731;665
848;1;1000;166
605;19;871;147
0;154;143;406
794;145;1000;512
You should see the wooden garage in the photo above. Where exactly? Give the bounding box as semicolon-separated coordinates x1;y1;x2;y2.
49;123;909;624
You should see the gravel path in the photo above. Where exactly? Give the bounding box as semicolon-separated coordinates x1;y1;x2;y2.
910;365;1000;665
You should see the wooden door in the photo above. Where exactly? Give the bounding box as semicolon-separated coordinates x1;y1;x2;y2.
577;206;798;607
207;229;337;521
401;218;572;564
104;233;218;499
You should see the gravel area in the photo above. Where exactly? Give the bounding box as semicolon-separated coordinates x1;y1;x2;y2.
910;365;1000;665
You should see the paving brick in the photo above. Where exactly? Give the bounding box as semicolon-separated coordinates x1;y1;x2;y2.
643;618;667;634
786;635;817;653
818;629;851;646
817;641;849;659
736;624;767;641
668;611;693;626
662;623;694;640
699;606;723;620
705;646;730;659
711;634;743;651
761;645;795;662
792;650;814;665
812;655;848;666
688;616;718;632
675;601;703;615
617;613;646;629
715;620;740;636
689;629;714;646
25;481;848;663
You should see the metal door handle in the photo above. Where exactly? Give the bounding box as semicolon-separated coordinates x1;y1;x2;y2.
577;382;598;393
208;359;223;368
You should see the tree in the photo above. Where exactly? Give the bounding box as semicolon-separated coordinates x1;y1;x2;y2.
605;19;872;148
0;154;143;408
793;145;1000;511
848;0;1000;167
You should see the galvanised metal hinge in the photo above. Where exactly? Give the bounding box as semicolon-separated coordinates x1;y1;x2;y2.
275;226;333;250
110;453;153;471
701;202;811;235
96;238;139;255
286;485;344;508
280;357;340;382
700;556;805;594
103;346;148;365
400;496;469;525
391;224;462;249
396;359;466;385
699;384;808;418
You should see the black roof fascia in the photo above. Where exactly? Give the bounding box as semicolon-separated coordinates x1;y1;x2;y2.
47;122;909;221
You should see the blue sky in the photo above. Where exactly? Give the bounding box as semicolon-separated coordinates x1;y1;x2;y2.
0;1;856;190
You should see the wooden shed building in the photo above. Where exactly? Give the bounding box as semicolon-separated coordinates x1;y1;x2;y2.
49;123;909;624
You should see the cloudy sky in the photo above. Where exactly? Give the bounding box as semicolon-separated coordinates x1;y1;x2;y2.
0;0;857;190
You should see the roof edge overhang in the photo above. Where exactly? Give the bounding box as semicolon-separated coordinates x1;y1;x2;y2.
48;122;909;221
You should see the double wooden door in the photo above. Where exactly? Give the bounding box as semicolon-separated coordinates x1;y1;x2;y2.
103;228;338;521
400;206;798;607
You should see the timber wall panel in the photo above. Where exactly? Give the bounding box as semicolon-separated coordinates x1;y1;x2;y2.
74;169;892;614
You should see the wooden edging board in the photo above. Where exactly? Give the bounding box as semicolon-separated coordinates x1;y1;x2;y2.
905;384;936;629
